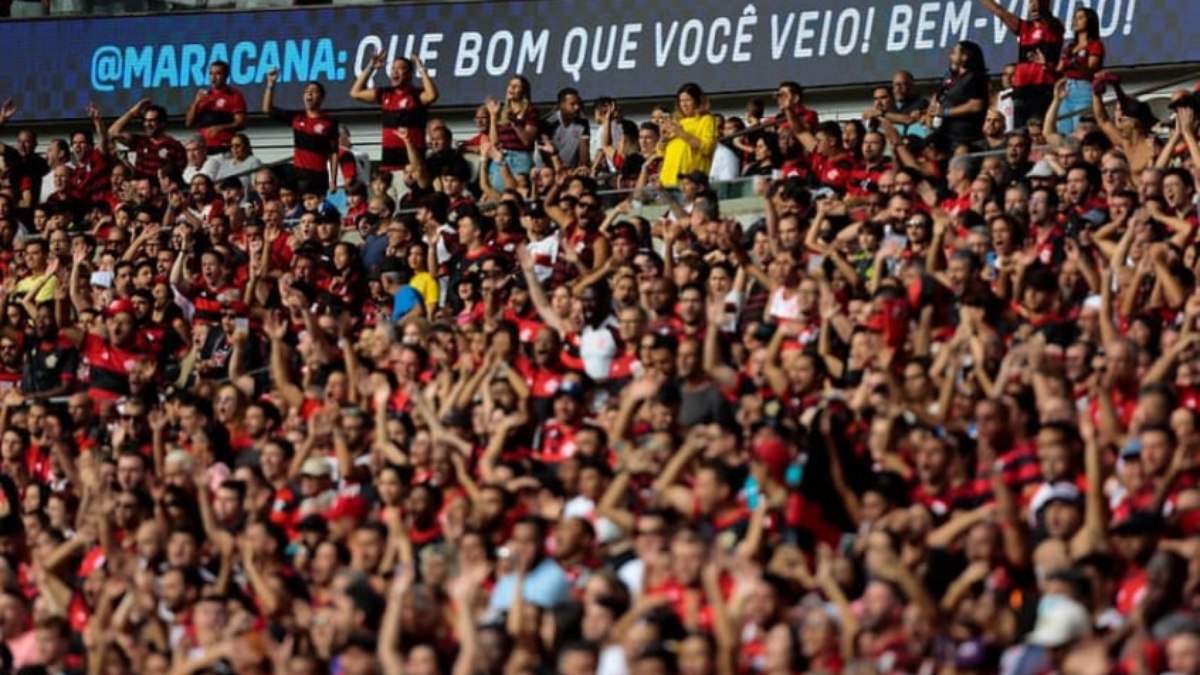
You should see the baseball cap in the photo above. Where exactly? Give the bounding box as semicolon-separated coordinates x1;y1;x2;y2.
1029;482;1083;526
611;222;638;243
300;457;332;478
751;436;792;481
327;494;368;522
105;298;135;318
1120;438;1143;460
555;380;586;401
1109;510;1161;536
1027;160;1056;179
1026;595;1091;648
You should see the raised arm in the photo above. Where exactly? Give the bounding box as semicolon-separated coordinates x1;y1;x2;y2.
349;52;385;104
108;98;151;146
978;0;1022;33
86;102;111;157
413;55;439;106
261;69;278;114
263;311;305;410
514;245;568;335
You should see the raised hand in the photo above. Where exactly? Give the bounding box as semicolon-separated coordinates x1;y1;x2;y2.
369;51;386;71
265;68;279;87
0;99;15;124
262;311;287;341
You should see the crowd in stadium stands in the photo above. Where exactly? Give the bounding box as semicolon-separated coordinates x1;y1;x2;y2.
3;0;1200;672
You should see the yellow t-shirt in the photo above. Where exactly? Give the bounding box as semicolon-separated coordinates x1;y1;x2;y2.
659;113;717;188
409;271;439;311
14;273;57;305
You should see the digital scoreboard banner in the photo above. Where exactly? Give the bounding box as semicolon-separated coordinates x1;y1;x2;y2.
0;0;1191;122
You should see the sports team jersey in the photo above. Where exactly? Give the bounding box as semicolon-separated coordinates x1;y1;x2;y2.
375;84;428;168
192;86;247;152
1013;18;1064;88
269;107;337;174
125;134;186;180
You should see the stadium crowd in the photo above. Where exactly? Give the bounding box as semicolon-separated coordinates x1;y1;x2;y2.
1;0;1200;673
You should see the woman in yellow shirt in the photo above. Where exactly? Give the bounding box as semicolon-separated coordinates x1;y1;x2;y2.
658;82;717;189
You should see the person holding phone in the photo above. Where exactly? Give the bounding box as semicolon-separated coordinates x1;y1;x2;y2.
659;82;717;190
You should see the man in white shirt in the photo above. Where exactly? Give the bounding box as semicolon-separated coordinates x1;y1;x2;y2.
182;135;221;183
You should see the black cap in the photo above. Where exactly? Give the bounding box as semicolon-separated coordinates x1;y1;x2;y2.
1109;510;1162;536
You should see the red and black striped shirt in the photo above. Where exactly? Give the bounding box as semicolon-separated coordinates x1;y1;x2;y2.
192;86;247;152
375;84;427;168
126;134;187;180
269;107;337;174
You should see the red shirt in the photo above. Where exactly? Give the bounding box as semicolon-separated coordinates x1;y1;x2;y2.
126;134;187;180
1059;39;1105;81
375;84;428;168
269;108;337;175
1013;18;1064;88
192;86;247;152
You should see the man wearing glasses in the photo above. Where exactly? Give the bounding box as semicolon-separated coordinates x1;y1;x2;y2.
107;98;186;181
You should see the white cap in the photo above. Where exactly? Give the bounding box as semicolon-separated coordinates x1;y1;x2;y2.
1027;595;1091;648
300;457;332;478
1028;482;1083;527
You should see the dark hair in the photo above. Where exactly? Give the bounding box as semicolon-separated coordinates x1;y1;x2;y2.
779;81;804;99
675;82;707;112
556;87;581;103
146;104;169;126
956;40;988;74
1075;7;1100;38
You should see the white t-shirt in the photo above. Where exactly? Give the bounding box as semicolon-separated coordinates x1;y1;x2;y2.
709;143;740;183
579;323;618;382
526;233;559;283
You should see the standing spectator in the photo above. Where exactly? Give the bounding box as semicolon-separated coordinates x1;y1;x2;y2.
262;69;338;196
927;40;990;148
66;103;114;206
539;87;590;170
485;76;538;187
979;0;1064;127
37;138;70;206
348;52;438;173
106;98;186;181
1056;7;1104;134
659;82;716;189
0;101;49;209
184;60;247;155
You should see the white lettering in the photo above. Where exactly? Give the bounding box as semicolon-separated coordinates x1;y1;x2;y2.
561;27;587;82
706;17;731;64
733;5;757;62
455;32;482;77
617;24;641;69
887;4;913;51
915;2;939;50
